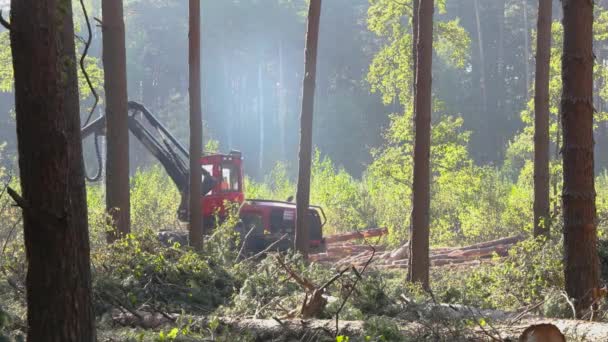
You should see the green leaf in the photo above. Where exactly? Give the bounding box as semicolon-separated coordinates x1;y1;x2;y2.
167;328;179;340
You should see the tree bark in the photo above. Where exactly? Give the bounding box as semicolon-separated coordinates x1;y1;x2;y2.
496;0;506;122
295;0;322;258
258;59;265;173
473;0;487;114
102;0;131;242
561;0;600;318
189;0;204;249
523;0;531;100
9;1;95;340
278;40;287;160
533;0;552;238
412;0;419;104
407;0;434;290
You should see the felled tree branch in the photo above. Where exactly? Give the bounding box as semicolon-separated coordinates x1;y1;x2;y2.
234;224;257;263
0;9;10;31
243;234;288;262
7;186;65;227
334;245;375;336
276;254;316;292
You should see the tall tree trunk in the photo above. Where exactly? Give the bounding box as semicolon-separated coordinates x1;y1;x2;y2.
473;0;487;114
408;0;434;290
189;0;203;249
497;0;505;99
278;40;287;160
102;0;131;243
533;0;552;238
258;60;265;173
496;0;506;119
523;0;531;100
295;0;322;258
223;51;232;148
553;118;561;218
9;1;95;340
561;0;600;317
412;0;419;104
101;0;130;242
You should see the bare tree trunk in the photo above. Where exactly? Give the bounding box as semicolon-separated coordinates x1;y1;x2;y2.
258;60;265;173
523;0;531;100
102;0;131;242
9;1;95;340
223;51;233;148
407;0;434;290
561;0;600;317
295;0;322;258
278;40;287;160
189;0;203;249
533;0;552;238
473;0;487;114
553;119;561;218
496;0;506;114
412;0;419;104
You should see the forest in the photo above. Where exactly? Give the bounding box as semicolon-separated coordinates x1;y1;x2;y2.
2;0;608;340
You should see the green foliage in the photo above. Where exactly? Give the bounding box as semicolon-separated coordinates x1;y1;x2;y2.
0;30;103;100
0;32;11;93
433;237;563;311
130;165;181;231
435;20;470;69
366;112;512;245
362;316;404;342
86;183;112;249
367;0;470;106
598;239;608;282
0;306;10;342
205;203;242;265
244;161;294;201
205;139;220;154
224;252;332;318
92;228;237;315
245;154;375;234
310;150;375;233
347;270;402;317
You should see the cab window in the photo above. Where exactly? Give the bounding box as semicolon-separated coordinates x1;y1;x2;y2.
220;163;240;192
201;164;214;195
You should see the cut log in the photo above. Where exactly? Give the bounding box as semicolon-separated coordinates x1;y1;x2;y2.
519;323;565;342
456;235;523;251
311;234;522;271
389;242;409;260
323;228;388;244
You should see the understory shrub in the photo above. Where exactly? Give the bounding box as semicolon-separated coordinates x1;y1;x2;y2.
433;236;563;311
92;226;239;316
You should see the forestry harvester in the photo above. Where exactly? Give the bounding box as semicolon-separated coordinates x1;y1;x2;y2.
81;101;325;252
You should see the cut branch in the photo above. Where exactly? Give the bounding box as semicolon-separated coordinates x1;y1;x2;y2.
243;234;288;263
0;9;10;30
6;186;65;227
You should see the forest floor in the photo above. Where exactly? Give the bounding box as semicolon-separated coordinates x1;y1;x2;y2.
97;285;608;341
4;226;608;341
90;230;608;341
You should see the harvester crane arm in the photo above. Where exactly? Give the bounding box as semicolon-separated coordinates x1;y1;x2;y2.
81;101;218;221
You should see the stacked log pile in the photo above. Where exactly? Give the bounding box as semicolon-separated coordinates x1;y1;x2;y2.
310;229;524;270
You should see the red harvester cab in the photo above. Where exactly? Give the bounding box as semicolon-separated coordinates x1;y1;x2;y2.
198;150;326;253
199;150;245;217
